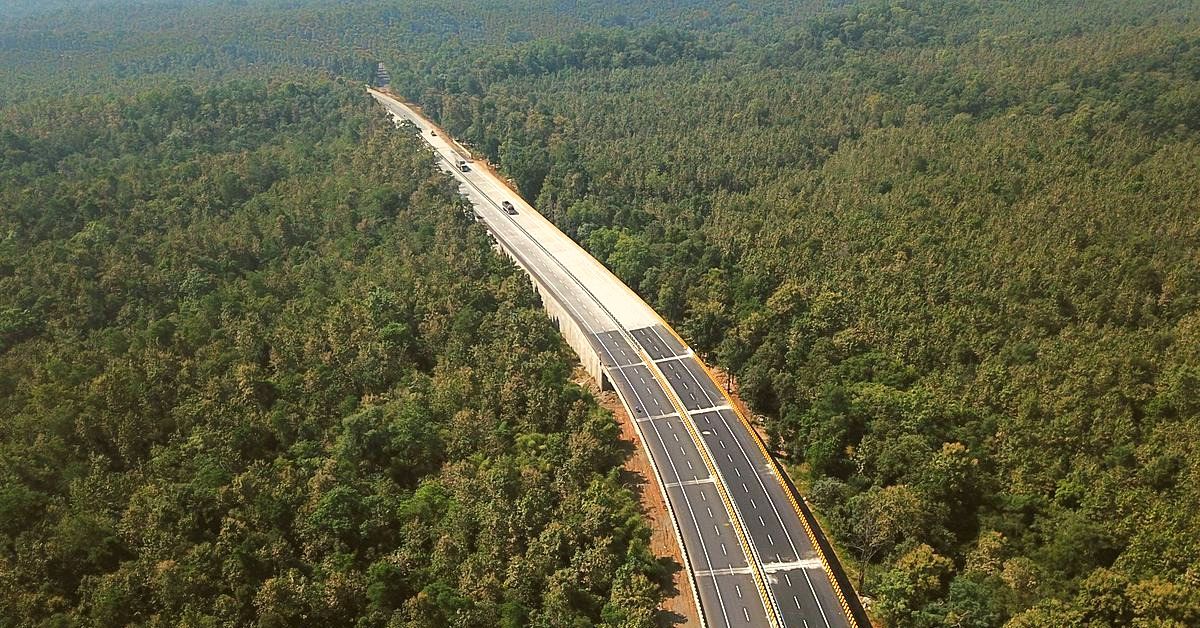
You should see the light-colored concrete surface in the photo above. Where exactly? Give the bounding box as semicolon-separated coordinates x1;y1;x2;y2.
369;88;853;628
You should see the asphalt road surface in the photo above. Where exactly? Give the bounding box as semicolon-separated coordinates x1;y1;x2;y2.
369;88;851;628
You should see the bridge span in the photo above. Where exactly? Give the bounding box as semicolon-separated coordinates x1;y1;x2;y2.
369;87;862;628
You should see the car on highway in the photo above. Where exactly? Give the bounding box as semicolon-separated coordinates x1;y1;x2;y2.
459;160;470;172
501;201;518;215
430;130;436;136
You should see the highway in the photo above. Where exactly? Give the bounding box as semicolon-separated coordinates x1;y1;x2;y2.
369;87;855;628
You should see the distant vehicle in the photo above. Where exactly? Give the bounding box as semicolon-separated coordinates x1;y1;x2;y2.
501;201;517;215
459;160;470;172
430;130;436;136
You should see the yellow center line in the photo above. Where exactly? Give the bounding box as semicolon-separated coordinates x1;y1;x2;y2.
371;87;855;625
632;344;782;628
688;354;861;627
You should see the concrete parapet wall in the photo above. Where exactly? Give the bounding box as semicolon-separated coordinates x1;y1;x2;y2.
491;236;605;382
369;88;856;627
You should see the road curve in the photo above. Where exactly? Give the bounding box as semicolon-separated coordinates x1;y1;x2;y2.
369;87;857;628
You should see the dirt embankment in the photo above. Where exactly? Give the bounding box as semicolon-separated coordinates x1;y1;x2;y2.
576;370;700;627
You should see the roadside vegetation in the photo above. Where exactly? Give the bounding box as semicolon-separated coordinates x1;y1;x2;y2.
383;2;1200;625
2;1;1198;626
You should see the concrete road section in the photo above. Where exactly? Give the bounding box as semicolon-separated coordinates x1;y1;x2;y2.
369;87;856;628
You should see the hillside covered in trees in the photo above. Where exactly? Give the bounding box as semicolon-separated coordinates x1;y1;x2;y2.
2;0;1199;626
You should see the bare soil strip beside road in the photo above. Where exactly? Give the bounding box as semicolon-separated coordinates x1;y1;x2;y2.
578;369;701;627
369;86;858;628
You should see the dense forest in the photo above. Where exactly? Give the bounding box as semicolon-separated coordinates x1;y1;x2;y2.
387;2;1200;626
3;0;1199;626
0;81;667;625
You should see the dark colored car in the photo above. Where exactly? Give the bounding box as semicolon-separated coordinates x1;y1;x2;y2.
501;201;517;215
